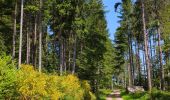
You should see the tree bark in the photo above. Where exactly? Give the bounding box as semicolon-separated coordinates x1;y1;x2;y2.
33;16;37;67
128;32;133;86
12;0;17;59
141;0;152;92
18;0;24;68
26;27;30;64
63;39;67;72
68;49;71;71
157;26;165;90
136;41;141;85
59;38;63;75
128;63;132;87
38;0;42;72
130;37;134;85
72;35;77;74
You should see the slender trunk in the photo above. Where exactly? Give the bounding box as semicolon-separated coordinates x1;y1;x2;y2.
38;0;42;72
128;63;132;87
157;26;165;90
59;38;63;75
128;36;133;87
12;0;17;59
68;50;71;71
149;34;152;61
143;48;147;88
135;41;140;85
148;33;153;81
63;39;67;72
124;64;127;88
141;0;152;91
152;34;155;80
72;35;77;74
137;42;141;85
152;33;156;79
68;35;71;71
26;27;30;64
130;37;134;85
18;0;24;68
33;16;37;67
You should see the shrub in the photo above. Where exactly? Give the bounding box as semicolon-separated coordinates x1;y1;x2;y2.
17;65;48;99
140;93;150;100
121;89;149;100
82;80;96;100
16;65;94;100
60;75;84;100
0;61;95;100
0;55;17;99
151;88;170;100
45;75;63;99
98;89;112;100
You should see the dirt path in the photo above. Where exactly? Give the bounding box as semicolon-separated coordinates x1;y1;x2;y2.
106;90;123;100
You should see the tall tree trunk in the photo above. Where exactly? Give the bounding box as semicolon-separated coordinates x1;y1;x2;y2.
12;0;17;59
152;33;156;79
72;35;77;74
148;34;153;81
149;34;153;61
26;27;30;64
128;63;132;87
26;19;31;64
63;39;66;72
128;35;133;86
157;26;165;90
68;49;71;71
130;37;134;85
141;0;152;92
143;47;147;89
137;42;141;85
33;16;37;67
124;65;127;88
136;41;141;85
18;0;24;68
59;38;63;75
38;0;42;72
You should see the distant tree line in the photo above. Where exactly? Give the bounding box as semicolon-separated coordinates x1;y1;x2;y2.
114;0;170;92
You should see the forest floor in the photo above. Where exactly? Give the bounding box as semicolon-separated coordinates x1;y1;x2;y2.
106;89;123;100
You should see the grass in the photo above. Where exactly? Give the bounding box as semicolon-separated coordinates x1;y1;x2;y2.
121;88;170;100
120;89;149;100
98;89;112;100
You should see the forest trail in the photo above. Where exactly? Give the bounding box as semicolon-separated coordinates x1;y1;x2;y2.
106;89;123;100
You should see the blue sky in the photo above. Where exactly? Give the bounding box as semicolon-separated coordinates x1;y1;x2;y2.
102;0;120;40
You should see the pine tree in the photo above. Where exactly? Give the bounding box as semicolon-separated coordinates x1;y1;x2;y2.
18;0;24;68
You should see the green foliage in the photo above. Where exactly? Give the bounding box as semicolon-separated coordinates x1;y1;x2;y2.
25;5;39;13
0;0;13;54
0;36;6;54
98;89;112;100
121;89;149;100
151;88;170;100
82;80;96;100
121;88;170;100
0;55;16;99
